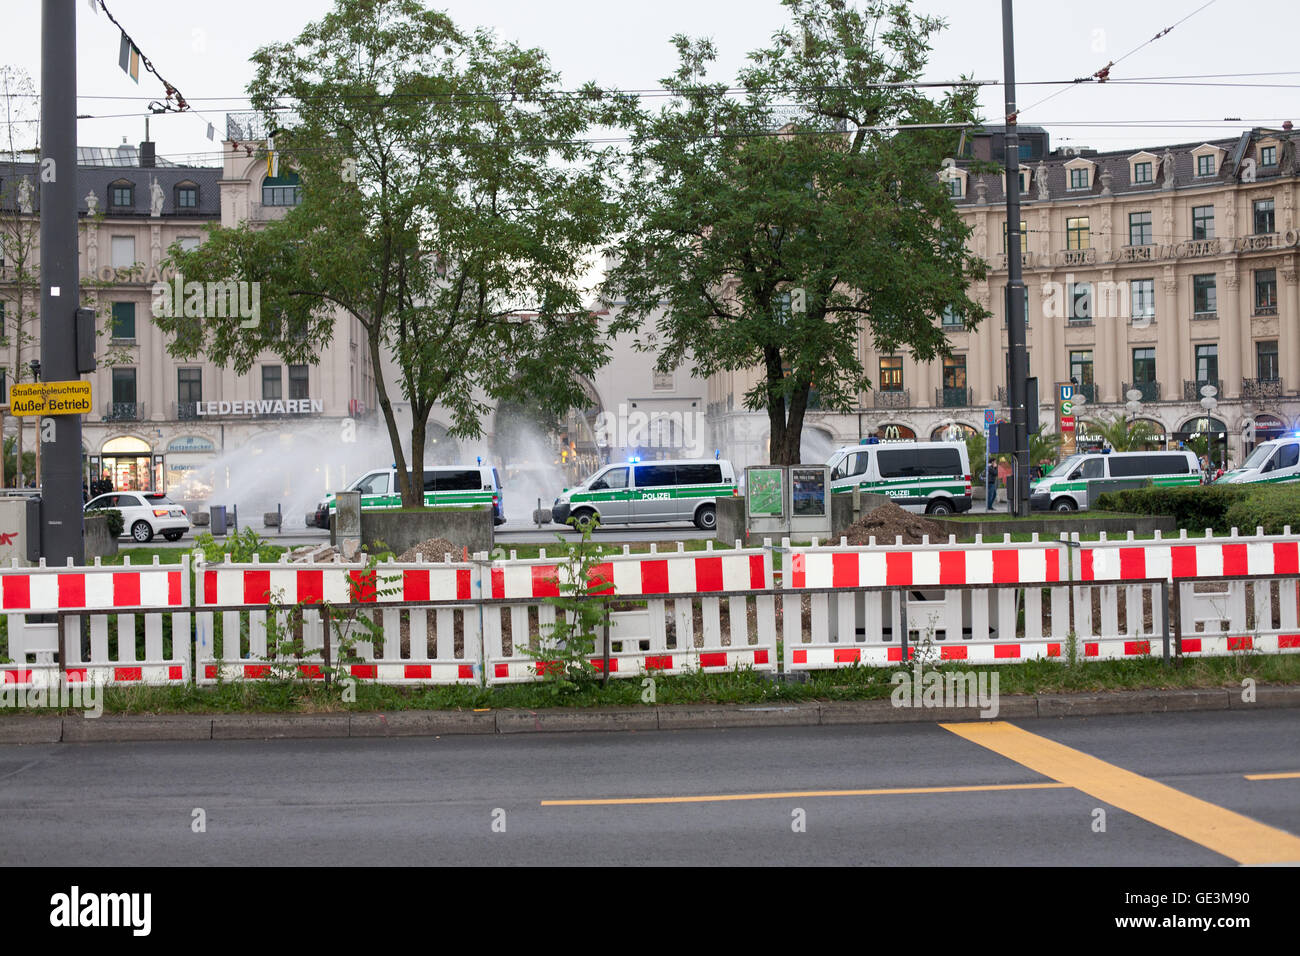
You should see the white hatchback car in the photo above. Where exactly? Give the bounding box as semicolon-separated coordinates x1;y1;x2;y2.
85;491;190;543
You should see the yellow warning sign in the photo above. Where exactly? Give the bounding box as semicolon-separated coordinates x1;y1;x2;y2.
7;381;93;417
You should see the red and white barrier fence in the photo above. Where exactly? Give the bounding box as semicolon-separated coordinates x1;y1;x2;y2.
1;556;191;687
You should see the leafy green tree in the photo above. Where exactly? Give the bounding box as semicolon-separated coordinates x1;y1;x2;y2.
602;0;988;463
157;0;634;506
1029;429;1061;466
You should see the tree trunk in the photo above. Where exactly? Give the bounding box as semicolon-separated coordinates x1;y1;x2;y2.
764;368;810;464
364;318;414;508
406;407;429;510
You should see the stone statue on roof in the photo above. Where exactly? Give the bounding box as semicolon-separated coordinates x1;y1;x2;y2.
150;176;164;217
1035;161;1048;200
16;176;32;214
1161;149;1176;190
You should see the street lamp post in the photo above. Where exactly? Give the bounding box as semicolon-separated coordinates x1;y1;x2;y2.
1200;384;1220;470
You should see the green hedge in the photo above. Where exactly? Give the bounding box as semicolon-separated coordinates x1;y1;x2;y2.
1094;483;1300;534
86;508;124;538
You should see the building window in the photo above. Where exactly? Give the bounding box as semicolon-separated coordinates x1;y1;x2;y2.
111;368;137;404
1193;274;1217;315
1001;220;1027;254
941;306;963;327
110;301;135;340
178;368;201;403
1196;154;1215;177
262;365;282;400
1069;282;1092;323
0;300;6;338
1261;145;1277;167
109;180;133;209
652;369;674;390
1068;167;1089;190
1132;348;1156;383
289;364;310;400
110;235;136;268
177;236;200;251
1130;278;1155;320
942;355;967;389
879;356;903;391
1253;199;1275;235
1066;217;1090;250
1070;350;1094;388
1257;341;1279;381
175;183;198;209
1255;269;1277;313
1133;161;1153;184
261;171;302;207
1018;170;1029;194
1191;205;1215;240
1128;211;1152;246
945;177;962;198
1195;344;1218;383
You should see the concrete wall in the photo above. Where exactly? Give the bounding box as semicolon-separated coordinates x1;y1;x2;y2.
832;491;894;536
84;513;119;561
360;507;494;557
933;514;1177;540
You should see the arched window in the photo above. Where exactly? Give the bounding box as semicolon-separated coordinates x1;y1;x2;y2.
262;171;301;207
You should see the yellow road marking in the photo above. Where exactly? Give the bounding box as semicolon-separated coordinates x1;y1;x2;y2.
541;781;1069;807
943;721;1300;865
1245;772;1300;781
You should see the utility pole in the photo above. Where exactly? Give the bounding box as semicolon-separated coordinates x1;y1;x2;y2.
39;0;83;562
1001;0;1030;517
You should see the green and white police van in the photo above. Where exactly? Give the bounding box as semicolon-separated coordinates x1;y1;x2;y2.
1030;450;1201;512
1216;436;1300;485
551;458;737;531
827;441;973;515
317;464;505;526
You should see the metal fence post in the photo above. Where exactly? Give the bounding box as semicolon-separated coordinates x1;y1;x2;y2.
1160;579;1171;665
898;588;909;663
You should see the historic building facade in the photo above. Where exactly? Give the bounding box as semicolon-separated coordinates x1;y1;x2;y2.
707;125;1300;471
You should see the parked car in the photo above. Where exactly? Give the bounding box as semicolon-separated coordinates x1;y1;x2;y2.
84;491;190;542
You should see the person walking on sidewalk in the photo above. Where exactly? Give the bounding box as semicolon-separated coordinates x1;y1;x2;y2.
985;458;998;511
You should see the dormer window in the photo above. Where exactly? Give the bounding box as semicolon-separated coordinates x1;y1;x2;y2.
1128;151;1159;187
1063;158;1096;192
175;181;199;209
1069;168;1087;189
1197;155;1214;176
938;164;966;199
109;179;134;210
1260;144;1277;167
1190;144;1224;179
1001;165;1031;197
1133;161;1152;184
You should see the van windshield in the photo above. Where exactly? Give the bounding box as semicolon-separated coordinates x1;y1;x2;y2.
1242;444;1273;470
1045;456;1082;479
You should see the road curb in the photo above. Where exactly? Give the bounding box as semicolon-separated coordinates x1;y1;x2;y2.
1;685;1294;744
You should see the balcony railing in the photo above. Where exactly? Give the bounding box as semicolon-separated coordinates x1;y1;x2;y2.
936;386;973;408
1072;382;1097;405
873;389;910;409
104;401;144;421
1191;311;1218;321
1122;381;1161;403
175;401;200;420
1254;305;1278;317
1242;378;1284;400
1183;379;1221;402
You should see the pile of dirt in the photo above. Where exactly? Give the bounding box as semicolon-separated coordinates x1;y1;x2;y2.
396;537;465;563
841;500;949;546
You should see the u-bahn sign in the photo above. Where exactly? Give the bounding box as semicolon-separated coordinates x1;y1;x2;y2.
8;381;92;416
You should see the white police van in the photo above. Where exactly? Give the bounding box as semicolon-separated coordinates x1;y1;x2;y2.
826;440;972;515
313;464;505;526
551;458;737;531
1216;437;1300;486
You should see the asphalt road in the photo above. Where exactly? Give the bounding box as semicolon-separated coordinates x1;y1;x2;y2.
1;710;1296;866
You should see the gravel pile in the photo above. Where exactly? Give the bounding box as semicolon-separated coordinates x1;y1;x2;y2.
396;537;465;563
841;500;949;546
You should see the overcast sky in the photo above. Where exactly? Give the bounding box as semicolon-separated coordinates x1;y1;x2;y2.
4;0;1297;162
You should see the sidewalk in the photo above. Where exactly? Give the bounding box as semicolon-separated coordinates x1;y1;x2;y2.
3;686;1296;744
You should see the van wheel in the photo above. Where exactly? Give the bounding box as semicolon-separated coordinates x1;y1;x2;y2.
694;504;717;530
1053;498;1077;513
569;509;597;533
925;499;954;516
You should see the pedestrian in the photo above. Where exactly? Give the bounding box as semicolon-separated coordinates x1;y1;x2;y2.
985;458;998;511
